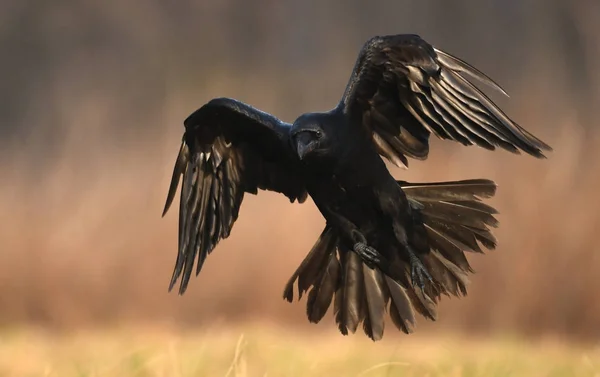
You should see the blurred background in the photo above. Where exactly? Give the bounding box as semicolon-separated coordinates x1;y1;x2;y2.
2;0;600;353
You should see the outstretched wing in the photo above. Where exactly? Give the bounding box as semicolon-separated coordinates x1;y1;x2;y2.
162;97;308;294
340;34;552;168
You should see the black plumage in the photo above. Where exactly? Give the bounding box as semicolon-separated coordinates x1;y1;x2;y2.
162;34;551;340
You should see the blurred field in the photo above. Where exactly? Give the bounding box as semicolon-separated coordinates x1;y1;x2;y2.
2;3;600;372
1;325;599;377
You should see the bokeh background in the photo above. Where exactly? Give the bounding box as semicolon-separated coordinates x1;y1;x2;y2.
2;0;600;369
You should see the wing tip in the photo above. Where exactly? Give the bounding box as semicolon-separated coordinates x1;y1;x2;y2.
161;205;171;218
434;55;553;158
162;141;189;217
434;47;510;98
169;272;190;296
168;274;179;293
178;285;188;295
523;132;554;156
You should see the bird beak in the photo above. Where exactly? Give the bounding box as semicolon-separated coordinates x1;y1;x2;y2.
296;140;314;160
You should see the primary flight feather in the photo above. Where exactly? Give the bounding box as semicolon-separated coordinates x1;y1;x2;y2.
162;34;551;341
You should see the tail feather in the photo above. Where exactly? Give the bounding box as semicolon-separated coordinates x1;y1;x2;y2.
431;250;470;294
333;249;364;335
400;178;498;300
401;178;498;253
283;178;498;341
423;250;470;297
283;225;338;302
385;275;416;334
425;218;485;253
405;287;438;321
453;200;498;214
398;179;497;200
361;265;388;341
424;223;474;271
306;251;341;323
419;200;498;229
466;225;498;249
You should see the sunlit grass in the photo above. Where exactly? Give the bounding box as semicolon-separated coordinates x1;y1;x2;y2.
0;325;598;377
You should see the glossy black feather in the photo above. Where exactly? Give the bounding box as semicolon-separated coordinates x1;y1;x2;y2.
334;248;364;335
283;226;338;302
385;275;416;334
341;34;552;167
361;265;388;341
306;252;341;323
162;33;550;341
163;98;307;294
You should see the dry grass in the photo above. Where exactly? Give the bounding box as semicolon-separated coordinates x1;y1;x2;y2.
0;325;598;377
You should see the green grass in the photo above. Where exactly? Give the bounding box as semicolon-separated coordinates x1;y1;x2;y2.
0;325;598;377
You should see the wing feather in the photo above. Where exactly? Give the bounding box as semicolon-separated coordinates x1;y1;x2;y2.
163;98;307;294
340;34;551;167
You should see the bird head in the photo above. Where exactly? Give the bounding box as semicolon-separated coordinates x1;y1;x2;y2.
290;113;332;161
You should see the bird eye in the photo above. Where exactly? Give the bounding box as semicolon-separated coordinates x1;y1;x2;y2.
315;130;322;138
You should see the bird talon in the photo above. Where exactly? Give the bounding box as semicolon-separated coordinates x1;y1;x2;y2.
408;248;432;291
353;242;381;269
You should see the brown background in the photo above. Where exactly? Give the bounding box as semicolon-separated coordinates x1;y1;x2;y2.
1;0;599;342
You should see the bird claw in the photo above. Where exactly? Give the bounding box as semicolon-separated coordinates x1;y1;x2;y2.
353;242;381;269
408;249;433;291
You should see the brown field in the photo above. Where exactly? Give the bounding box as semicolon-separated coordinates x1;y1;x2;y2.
1;326;599;377
2;1;600;375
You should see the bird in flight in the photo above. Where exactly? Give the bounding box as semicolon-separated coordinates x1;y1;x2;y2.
162;34;551;341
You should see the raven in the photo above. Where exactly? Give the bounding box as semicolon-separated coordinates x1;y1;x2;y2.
162;34;551;340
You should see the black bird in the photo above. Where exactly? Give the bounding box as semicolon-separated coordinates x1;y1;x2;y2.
162;34;551;341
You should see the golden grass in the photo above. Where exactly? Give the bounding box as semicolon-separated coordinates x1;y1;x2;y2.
0;325;598;377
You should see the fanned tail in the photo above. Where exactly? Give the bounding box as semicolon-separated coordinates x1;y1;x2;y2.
283;178;499;341
284;230;427;341
399;178;498;300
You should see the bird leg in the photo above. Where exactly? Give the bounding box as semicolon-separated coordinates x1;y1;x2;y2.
351;232;413;286
323;208;380;269
351;232;381;270
323;206;429;289
391;220;433;292
406;245;433;292
354;233;432;291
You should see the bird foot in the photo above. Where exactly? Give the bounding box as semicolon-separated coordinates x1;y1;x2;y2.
407;247;433;291
353;242;381;270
